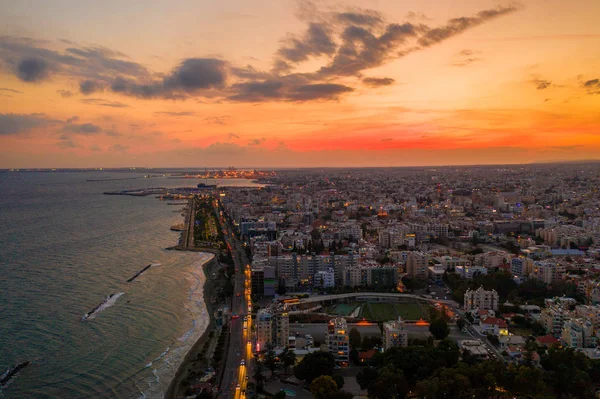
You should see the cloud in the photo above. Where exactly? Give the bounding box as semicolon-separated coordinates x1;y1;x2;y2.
583;78;600;94
362;77;395;87
205;116;233;125
79;79;104;94
248;138;266;146
0;87;22;94
451;49;482;66
0;113;56;135
0;5;519;104
17;57;50;82
417;6;519;47
56;139;80;149
57;89;74;97
405;11;431;22
62;122;102;134
110;58;227;98
381;138;393;141
287;83;353;101
228;132;240;139
80;98;130;108
66;116;79;123
532;79;551;90
154;111;196;117
109;143;129;152
89;144;102;151
277;22;337;63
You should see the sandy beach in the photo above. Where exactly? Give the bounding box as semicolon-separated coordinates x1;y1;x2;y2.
165;254;220;399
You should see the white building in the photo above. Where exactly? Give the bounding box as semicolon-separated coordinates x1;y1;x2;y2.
256;308;289;351
455;265;488;279
314;267;335;288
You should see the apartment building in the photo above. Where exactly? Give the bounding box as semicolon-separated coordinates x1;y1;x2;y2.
464;286;499;312
383;317;408;349
407;252;429;280
326;317;350;366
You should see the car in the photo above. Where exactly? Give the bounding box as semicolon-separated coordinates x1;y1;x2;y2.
236;384;241;390
241;360;245;366
334;365;341;370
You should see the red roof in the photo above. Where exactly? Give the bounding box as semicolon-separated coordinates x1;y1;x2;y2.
502;313;516;319
536;335;560;345
481;318;508;328
359;349;376;360
477;309;491;316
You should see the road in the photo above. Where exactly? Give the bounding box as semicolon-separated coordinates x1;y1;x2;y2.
218;208;252;399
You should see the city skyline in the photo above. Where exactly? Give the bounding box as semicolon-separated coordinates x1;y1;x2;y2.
1;0;599;168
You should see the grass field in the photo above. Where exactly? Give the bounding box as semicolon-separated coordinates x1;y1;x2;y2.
330;303;359;316
358;302;431;321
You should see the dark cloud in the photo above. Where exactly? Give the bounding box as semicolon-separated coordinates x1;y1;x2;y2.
287;83;353;101
80;98;130;108
0;87;22;94
89;144;102;151
110;58;227;98
66;116;79;123
228;132;240;139
17;57;50;82
0;36;150;84
57;89;74;97
105;129;122;137
316;22;417;78
405;11;431;22
336;11;383;27
62;122;102;134
533;79;551;90
583;79;600;94
79;79;104;94
277;23;337;64
381;138;393;141
0;113;56;135
154;111;196;117
229;80;284;102
362;77;395;87
417;6;519;47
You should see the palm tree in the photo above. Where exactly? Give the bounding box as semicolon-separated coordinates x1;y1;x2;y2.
281;347;297;375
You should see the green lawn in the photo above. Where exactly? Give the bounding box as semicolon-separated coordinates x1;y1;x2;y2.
331;303;359;316
393;303;431;321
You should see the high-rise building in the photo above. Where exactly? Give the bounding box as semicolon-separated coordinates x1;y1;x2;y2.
407;252;429;280
383;317;408;350
326;317;350;366
256;308;289;351
464;286;499;312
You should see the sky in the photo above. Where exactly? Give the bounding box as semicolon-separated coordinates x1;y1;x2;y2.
0;0;599;168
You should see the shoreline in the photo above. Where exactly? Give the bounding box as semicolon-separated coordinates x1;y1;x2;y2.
164;254;218;399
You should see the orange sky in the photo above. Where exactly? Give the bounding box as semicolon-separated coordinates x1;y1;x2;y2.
1;0;599;168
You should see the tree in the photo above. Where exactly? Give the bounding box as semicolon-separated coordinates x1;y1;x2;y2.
311;375;339;399
429;317;450;340
264;345;278;377
253;362;266;393
281;346;297;374
349;328;361;350
294;352;336;384
273;391;286;399
196;391;213;399
367;366;408;399
333;375;344;389
456;317;466;331
361;335;374;351
356;367;378;389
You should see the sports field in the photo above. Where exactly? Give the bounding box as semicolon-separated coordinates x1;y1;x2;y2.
330;303;359;316
358;302;431;321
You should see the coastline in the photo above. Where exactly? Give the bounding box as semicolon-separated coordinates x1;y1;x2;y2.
164;254;218;399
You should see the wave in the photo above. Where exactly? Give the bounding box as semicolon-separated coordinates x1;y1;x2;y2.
145;347;170;369
82;292;125;320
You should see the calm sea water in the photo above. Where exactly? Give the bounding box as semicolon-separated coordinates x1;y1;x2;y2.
0;172;261;398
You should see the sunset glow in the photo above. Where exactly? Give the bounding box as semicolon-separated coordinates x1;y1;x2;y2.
1;0;599;167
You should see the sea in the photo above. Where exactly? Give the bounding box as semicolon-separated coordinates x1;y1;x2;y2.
0;171;262;398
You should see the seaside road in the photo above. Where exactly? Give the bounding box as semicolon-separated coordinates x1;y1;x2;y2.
218;214;250;399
